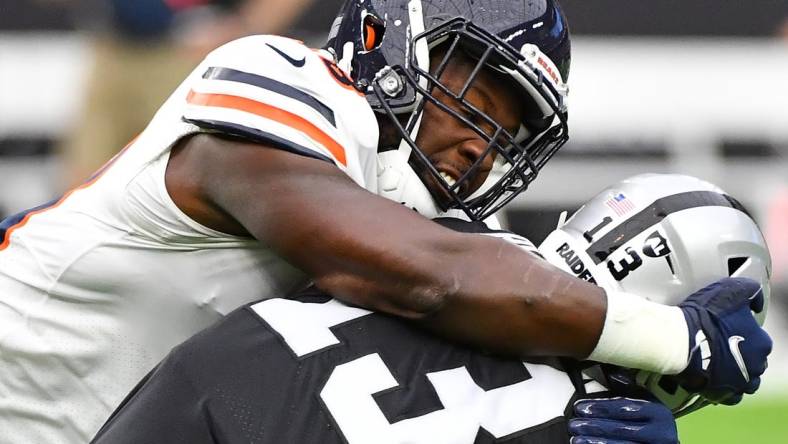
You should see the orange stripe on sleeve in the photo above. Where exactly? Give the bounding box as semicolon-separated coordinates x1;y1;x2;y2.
186;90;347;166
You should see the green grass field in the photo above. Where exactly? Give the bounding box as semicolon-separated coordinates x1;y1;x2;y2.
677;395;788;443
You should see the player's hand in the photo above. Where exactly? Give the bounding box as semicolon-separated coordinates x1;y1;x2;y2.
569;397;678;444
677;277;772;404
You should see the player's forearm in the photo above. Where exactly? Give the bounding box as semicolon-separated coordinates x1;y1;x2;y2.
319;230;689;375
415;245;691;375
312;231;609;358
412;236;608;358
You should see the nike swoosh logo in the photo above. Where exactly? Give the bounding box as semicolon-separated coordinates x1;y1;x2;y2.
266;43;305;67
728;335;750;382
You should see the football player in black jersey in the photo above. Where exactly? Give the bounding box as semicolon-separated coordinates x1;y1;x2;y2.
92;219;680;444
93;285;681;444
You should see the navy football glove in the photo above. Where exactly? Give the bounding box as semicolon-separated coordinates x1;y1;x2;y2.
569;397;678;444
678;277;772;404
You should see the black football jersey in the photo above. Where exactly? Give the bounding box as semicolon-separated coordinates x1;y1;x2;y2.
92;291;587;443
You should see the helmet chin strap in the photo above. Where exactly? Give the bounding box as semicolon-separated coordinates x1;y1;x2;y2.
377;148;494;222
377;0;444;218
377;107;444;218
377;151;440;216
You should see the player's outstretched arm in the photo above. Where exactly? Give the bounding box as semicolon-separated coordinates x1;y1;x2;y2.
167;134;606;358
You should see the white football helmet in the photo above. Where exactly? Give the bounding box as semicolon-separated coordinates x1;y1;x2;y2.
538;173;772;416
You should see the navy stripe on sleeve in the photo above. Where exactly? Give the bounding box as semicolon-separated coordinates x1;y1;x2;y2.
0;198;60;244
184;118;336;165
203;67;336;127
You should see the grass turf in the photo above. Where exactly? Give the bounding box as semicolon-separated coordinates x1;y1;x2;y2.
677;395;788;443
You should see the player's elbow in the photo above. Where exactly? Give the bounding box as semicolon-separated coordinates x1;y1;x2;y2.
396;284;451;319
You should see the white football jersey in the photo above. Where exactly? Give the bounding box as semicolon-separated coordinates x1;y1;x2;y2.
0;35;379;443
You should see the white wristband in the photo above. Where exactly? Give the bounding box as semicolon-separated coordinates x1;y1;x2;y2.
587;290;691;375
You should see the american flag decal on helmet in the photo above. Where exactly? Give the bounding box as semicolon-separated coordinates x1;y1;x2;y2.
606;193;636;216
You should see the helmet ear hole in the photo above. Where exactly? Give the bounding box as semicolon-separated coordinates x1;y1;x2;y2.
362;14;385;52
727;256;749;276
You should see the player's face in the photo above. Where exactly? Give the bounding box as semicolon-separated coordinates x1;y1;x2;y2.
415;50;525;204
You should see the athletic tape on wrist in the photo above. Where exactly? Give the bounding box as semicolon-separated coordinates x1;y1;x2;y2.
587;290;690;375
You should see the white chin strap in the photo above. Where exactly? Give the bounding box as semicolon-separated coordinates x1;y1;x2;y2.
377;148;443;218
377;149;499;225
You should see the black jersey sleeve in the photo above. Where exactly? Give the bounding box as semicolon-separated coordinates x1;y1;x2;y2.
91;355;215;443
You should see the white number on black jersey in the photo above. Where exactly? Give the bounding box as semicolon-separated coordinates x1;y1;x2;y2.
252;298;576;443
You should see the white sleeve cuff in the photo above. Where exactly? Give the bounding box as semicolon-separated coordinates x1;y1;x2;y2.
587;290;690;375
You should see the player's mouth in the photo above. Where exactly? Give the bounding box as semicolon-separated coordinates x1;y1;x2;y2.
435;164;464;194
434;163;490;199
439;170;458;188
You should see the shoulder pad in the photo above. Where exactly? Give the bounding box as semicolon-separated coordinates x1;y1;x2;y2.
183;35;373;170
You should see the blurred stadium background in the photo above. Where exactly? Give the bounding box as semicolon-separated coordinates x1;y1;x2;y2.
1;1;786;441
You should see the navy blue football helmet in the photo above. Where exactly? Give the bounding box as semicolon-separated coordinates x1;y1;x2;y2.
326;0;571;221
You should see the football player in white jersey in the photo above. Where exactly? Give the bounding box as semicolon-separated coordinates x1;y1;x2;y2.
0;1;771;442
